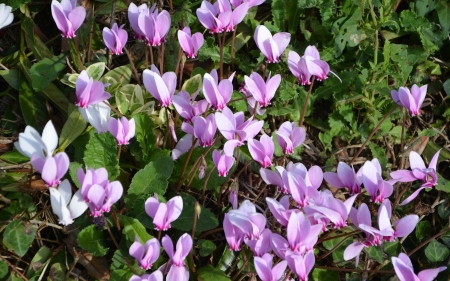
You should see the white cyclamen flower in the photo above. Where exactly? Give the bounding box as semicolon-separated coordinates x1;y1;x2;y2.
0;4;13;30
79;101;111;133
14;120;58;158
49;180;88;225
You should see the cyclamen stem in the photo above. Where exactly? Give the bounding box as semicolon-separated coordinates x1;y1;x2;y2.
218;33;224;81
124;47;141;84
392;182;412;210
231;29;236;70
190;202;199;278
175;138;198;193
157;230;161;241
69;39;84;71
349;105;398;165
262;61;268;79
117;145;122;161
201;167;216;204
149;45;154;65
299;76;315;127
104;215;120;249
102;101;123;117
318;235;352;261
399;107;406;169
145;44;149;69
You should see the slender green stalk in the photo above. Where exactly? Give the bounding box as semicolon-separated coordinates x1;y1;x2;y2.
124;47;141;84
175;138;198;192
104;215;120;249
298;76;315;127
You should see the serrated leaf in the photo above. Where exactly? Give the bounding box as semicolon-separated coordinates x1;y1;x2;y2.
312;268;339;281
77;225;109;256
197;37;221;63
83;131;119;181
424;239;450;262
171;193;219;234
59;105;87;151
86;62;106;81
30;54;66;92
271;0;285;31
132;113;158;163
3;220;37;257
119;215;152;243
197;265;230;281
126;156;173;203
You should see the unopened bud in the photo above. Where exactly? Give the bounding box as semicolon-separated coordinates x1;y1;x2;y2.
198;156;206;179
168;114;177;142
195;202;201;218
229;179;239;209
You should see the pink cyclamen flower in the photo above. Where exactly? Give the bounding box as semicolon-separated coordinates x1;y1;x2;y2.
77;167;123;217
75;70;111;108
143;65;176;107
266;196;299;227
215;106;264;144
103;23;127;55
230;0;265;8
391;84;427;116
248;134;274;168
145;194;183;231
79;101;111;133
254;25;291;63
172;90;209;123
360;159;393;203
390;150;440;205
285;252;315;281
109;116;135;145
128;3;150;40
324;162;362;195
227;200;267;241
288;46;339;85
213;149;234;177
129;271;163;281
392;253;446;281
49;179;88;225
203;69;235;111
196;0;248;33
244;72;281;107
51;0;86;38
31;152;69;187
223;213;246;251
377;200;418;242
129;237;161;270
181;114;217;147
162;234;193;281
276;121;306;154
129;3;170;46
254;253;288;281
178;27;204;59
172;134;199;160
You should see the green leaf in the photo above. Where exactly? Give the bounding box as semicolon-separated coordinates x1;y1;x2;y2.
110;269;135;281
119;215;152;243
3;220;37;257
18;70;47;129
416;221;431;242
132;113;158;163
438;199;450;219
367;246;384;263
198;240;217;257
3;0;32;10
0;151;29;163
69;162;83;189
77;225;109;256
182;74;202;95
0;260;8;278
171;193;219;234
197;265;231;281
443;78;450;96
0;69;19;90
47;263;65;281
424;239;450;262
58;105;87;151
384;241;401;256
436;0;450;34
197;37;221;63
435;173;450;193
86;62;106;81
101;65;132;85
30;54;66;92
26;246;52;278
83;131;119;181
271;0;286;31
312;268;339;281
322;233;353;262
21;17;52;60
126;156;174;203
